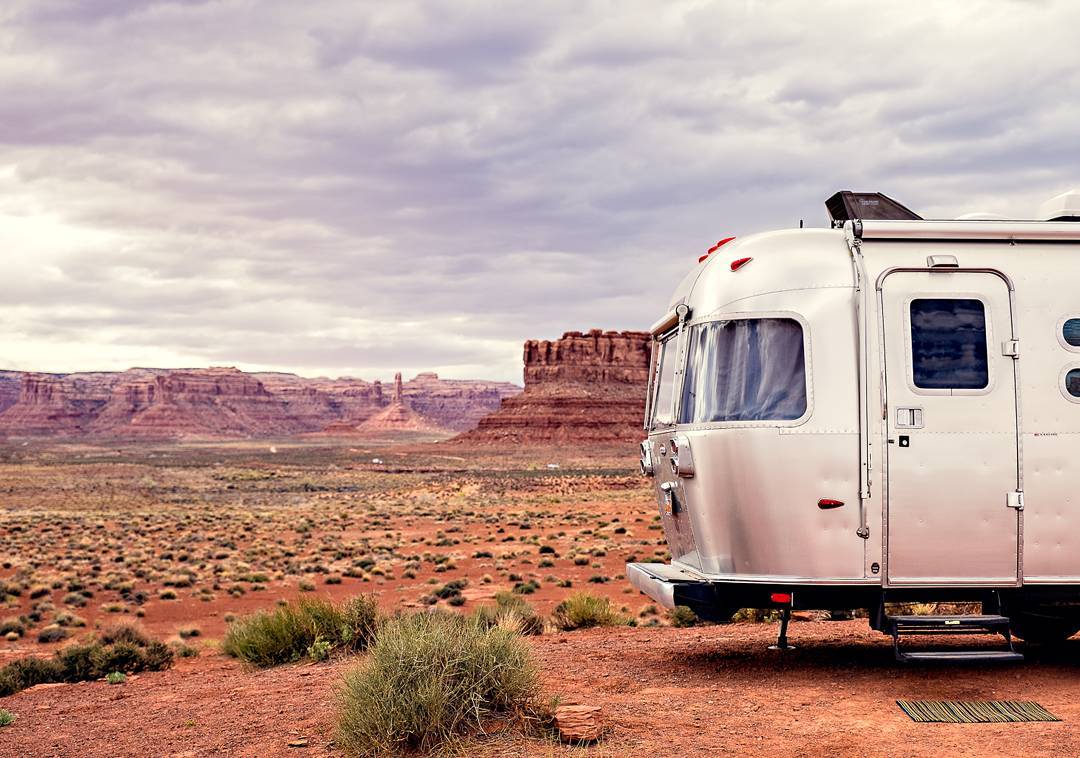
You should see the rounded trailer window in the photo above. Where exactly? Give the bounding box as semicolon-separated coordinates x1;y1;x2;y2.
1066;368;1080;400
1059;317;1080;351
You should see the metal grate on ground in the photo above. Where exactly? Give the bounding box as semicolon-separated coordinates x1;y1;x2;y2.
897;700;1060;723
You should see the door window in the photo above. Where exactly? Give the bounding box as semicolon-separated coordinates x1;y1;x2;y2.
910;298;989;390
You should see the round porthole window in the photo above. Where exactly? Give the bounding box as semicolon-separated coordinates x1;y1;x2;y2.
1066;368;1080;399
1064;319;1080;348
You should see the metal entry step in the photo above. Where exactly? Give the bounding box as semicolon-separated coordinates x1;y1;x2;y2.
900;650;1024;663
880;613;1023;663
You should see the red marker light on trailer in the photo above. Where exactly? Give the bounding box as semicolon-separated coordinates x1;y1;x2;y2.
817;498;845;509
708;236;736;253
730;257;752;271
770;592;792;604
698;236;737;263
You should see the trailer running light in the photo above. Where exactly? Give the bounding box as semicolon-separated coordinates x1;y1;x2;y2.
817;498;845;509
770;592;792;604
698;236;736;263
730;257;752;271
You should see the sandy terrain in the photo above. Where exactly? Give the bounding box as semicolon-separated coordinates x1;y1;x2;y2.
3;621;1079;757
1;440;1078;756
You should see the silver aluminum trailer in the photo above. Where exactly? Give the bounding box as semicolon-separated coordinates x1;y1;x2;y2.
627;190;1080;661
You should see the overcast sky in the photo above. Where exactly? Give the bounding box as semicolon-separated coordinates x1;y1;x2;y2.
3;1;1079;383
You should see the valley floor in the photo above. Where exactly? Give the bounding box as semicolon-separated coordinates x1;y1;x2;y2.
3;620;1080;757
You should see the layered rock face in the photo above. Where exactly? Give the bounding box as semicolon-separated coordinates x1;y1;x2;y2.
0;367;519;440
0;371;21;415
456;329;652;444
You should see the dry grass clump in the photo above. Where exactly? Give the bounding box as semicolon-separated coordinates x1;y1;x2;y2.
551;592;628;631
222;595;381;667
0;623;173;697
472;591;544;636
668;605;699;628
336;612;539;756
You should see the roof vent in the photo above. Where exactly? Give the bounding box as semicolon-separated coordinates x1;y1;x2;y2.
826;191;922;225
1038;190;1080;221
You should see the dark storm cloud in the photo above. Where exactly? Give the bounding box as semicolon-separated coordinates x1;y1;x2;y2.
2;0;1080;380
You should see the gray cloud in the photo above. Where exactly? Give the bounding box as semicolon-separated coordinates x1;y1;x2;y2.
2;0;1080;382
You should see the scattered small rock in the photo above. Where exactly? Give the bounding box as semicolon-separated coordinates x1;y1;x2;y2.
555;704;603;743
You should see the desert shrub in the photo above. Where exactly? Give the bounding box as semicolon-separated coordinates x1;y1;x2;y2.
0;618;25;637
432;579;467;600
0;709;13;727
37;624;70;643
106;671;126;685
223;595;381;667
61;593;87;608
0;657;63;697
472;592;543;636
53;612;87;628
171;642;200;658
669;605;699;628
336;612;538;756
551;593;627;631
731;608;780;623
54;625;174;682
308;638;332;662
340;595;382;651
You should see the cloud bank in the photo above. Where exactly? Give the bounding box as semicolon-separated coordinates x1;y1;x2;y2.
2;0;1079;382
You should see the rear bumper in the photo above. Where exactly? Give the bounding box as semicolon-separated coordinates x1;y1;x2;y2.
625;562;707;610
627;562;1080;618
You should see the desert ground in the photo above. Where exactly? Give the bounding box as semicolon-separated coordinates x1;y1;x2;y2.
1;439;1079;756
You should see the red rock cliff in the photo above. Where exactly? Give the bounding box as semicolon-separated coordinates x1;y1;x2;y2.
455;329;651;444
0;367;520;440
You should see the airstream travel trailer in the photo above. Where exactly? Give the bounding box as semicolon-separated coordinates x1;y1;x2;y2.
627;190;1080;661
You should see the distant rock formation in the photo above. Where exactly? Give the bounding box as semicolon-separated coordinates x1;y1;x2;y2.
455;329;651;444
0;367;520;440
351;373;447;434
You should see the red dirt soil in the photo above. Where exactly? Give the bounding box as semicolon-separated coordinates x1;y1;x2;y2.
3;620;1079;757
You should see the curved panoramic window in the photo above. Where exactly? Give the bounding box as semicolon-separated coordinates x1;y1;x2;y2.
678;318;807;424
1066;369;1080;398
1063;318;1080;348
649;335;679;428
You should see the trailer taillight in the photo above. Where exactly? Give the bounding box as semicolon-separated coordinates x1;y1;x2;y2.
730;257;752;271
770;592;792;604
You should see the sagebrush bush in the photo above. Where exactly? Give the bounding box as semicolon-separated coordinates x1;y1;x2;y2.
669;605;699;628
0;624;172;697
472;591;544;636
222;595;381;667
551;593;627;631
336;612;538;756
0;709;13;727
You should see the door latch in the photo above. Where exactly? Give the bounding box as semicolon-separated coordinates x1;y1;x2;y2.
1006;491;1024;510
659;481;679;515
1002;339;1020;358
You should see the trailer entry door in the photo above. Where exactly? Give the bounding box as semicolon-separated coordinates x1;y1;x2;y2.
880;271;1020;586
